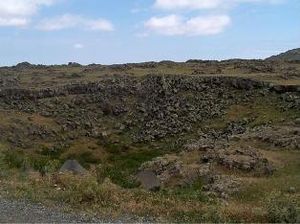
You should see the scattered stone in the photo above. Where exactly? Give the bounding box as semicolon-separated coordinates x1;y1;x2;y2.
288;187;296;194
139;153;211;188
241;126;300;150
295;118;300;125
203;175;240;198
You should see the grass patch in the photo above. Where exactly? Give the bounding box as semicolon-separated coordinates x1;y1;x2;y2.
1;149;61;174
266;192;299;223
226;95;299;127
99;148;163;188
161;178;208;202
233;151;300;212
0;148;299;222
201;94;300;132
1;173;217;222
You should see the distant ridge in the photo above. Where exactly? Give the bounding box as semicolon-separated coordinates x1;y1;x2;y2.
266;48;300;61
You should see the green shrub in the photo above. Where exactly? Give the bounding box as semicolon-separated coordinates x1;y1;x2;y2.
40;145;66;159
2;150;60;174
96;164;139;188
94;148;163;188
3;150;28;170
56;175;122;209
267;193;299;223
201;206;225;223
162;178;208;202
29;156;61;174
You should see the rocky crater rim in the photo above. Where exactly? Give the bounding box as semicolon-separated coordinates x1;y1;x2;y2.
1;75;299;100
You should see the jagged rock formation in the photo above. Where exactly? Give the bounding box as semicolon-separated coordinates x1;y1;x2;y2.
0;74;299;145
138;144;273;197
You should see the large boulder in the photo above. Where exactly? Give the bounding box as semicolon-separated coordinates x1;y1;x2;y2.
203;146;274;175
241;126;300;150
59;160;86;175
136;170;161;191
139;154;210;187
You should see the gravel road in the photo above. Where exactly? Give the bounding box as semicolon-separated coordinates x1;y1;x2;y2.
0;198;103;223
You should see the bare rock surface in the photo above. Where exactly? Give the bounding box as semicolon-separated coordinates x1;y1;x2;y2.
139;154;210;188
139;143;274;197
204;146;274;175
240;125;300;150
203;175;241;199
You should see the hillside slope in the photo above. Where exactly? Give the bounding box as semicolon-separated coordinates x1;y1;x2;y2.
266;48;300;61
0;60;300;222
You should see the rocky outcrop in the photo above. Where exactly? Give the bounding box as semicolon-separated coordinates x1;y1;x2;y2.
203;175;240;199
0;75;264;98
270;84;300;93
138;144;273;197
1;74;298;143
137;152;242;198
266;48;300;61
240;126;300;150
1;75;298;102
0;77;19;88
139;154;210;188
280;92;300;110
203;147;274;175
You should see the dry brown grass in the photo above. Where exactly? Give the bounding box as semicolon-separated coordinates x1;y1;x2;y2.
0;109;59;129
0;146;299;222
60;138;108;164
0;172;211;221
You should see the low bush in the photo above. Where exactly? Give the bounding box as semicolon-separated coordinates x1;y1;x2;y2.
2;150;60;174
267;192;299;223
3;150;27;170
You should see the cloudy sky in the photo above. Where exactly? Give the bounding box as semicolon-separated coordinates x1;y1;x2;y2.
0;0;299;65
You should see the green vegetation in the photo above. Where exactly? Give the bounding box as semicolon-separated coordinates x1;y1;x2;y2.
2;59;300;89
1;60;300;221
203;94;300;130
100;147;163;188
267;193;299;223
1;137;299;222
161;178;208;202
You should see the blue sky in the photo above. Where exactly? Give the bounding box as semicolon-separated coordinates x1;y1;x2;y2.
0;0;299;66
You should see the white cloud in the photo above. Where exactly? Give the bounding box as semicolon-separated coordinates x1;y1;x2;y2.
36;14;114;31
0;1;114;31
145;14;231;36
154;0;222;10
154;0;286;10
85;19;114;31
0;0;54;27
74;43;84;49
0;17;28;26
144;0;286;36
